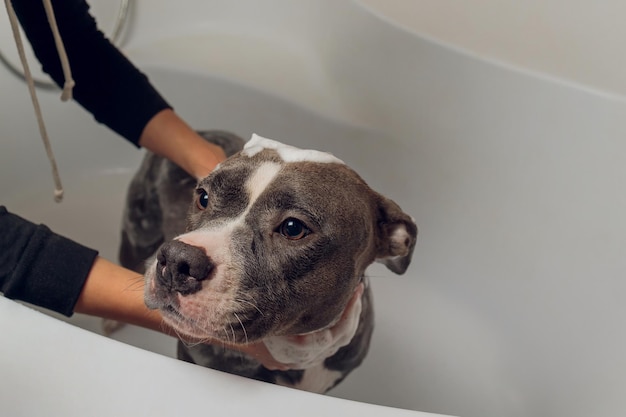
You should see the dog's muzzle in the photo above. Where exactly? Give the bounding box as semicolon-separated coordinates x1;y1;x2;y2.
155;240;214;295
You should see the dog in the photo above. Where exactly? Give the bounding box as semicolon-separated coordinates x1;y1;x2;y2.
119;131;417;393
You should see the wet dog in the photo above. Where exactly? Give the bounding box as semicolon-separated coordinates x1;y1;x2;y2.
119;132;417;393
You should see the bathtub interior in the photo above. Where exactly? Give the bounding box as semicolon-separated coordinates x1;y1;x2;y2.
1;68;437;410
3;64;625;417
2;2;626;417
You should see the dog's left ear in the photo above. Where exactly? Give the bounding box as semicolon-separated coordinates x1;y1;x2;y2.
374;195;418;275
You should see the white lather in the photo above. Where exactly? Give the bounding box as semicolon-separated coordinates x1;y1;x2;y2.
243;133;345;165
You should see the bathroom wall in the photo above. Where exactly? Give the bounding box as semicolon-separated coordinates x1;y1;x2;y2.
359;0;626;98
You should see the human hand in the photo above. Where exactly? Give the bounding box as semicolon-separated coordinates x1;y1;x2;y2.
83;257;365;372
139;109;227;179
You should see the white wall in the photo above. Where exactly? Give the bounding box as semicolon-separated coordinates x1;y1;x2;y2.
359;0;626;97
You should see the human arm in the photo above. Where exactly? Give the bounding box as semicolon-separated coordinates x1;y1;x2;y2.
138;109;226;180
12;0;225;178
0;206;98;316
76;256;289;370
0;206;284;368
12;0;168;145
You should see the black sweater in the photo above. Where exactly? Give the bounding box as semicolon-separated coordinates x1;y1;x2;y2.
0;207;98;317
12;0;171;145
2;0;171;315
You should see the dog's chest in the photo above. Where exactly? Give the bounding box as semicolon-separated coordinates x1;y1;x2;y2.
178;340;346;393
278;365;343;393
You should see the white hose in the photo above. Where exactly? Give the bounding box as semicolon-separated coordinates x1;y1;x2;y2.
4;0;69;202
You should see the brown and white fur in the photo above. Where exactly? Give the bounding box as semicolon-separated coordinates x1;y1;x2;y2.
119;132;417;393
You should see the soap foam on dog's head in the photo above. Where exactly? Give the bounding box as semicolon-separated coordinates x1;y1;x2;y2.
243;133;345;165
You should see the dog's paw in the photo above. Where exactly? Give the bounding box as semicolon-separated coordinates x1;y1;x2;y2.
102;319;125;336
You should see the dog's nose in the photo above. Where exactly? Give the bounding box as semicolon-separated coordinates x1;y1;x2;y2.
155;240;214;295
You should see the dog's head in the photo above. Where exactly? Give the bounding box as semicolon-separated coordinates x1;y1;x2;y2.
144;134;417;343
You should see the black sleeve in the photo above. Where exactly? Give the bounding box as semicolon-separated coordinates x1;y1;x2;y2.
12;0;172;146
0;206;98;317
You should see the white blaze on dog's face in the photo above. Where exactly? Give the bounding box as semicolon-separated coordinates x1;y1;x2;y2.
144;134;417;343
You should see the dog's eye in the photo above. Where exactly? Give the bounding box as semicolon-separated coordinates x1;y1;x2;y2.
279;218;310;240
196;189;209;210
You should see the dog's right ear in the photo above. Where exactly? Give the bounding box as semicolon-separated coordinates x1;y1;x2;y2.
374;195;418;275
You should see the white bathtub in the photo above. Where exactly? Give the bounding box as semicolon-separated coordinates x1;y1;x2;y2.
2;1;626;417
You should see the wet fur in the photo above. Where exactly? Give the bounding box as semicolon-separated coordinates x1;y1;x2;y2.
119;131;412;392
